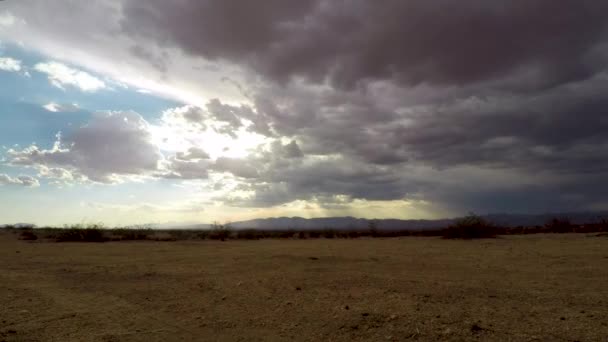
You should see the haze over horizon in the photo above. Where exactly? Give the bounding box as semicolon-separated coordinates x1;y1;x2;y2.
1;1;608;226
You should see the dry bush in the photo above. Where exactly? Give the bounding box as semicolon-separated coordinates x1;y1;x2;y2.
56;224;107;242
236;229;261;240
544;217;574;233
19;230;38;241
442;213;496;239
110;226;153;241
209;222;232;241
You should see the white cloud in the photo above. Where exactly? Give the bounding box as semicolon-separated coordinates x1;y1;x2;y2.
34;61;106;92
0;57;22;72
0;11;20;27
42;102;80;112
0;174;40;187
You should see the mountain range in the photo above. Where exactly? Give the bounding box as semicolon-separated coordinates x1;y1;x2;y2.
153;211;608;230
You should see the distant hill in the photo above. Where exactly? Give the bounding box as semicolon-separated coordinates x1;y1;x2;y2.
228;216;451;230
157;211;608;230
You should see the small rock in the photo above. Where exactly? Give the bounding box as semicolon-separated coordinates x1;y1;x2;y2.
389;314;397;321
385;335;393;340
560;317;566;320
344;305;349;310
15;251;20;254
221;296;227;301
295;287;302;291
7;330;16;334
237;281;243;287
362;313;369;317
308;257;319;260
285;301;293;306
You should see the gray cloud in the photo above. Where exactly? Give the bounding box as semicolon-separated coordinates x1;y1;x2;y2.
9;111;162;183
175;147;210;161
5;0;608;215
161;157;210;180
0;174;39;187
122;0;608;90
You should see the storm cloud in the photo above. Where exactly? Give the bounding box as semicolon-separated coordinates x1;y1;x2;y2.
3;0;608;216
120;0;608;213
122;1;608;89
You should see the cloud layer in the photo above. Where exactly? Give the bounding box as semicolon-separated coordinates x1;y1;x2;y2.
2;0;608;217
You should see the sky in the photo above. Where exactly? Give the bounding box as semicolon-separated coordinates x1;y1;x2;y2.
1;1;608;226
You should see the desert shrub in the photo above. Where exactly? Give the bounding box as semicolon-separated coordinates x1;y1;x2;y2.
335;231;349;238
19;230;38;241
237;229;260;240
347;231;362;238
322;229;336;239
442;213;496;239
56;224;106;242
544;217;574;233
308;231;321;238
111;228;151;240
167;229;195;240
368;220;380;237
277;230;295;239
209;222;231;241
195;230;210;239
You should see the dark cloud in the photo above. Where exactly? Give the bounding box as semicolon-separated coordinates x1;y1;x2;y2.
122;0;608;89
129;44;169;73
105;1;608;213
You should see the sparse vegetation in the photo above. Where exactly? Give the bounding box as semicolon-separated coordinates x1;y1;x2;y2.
544;217;574;233
3;214;608;243
236;229;260;240
442;213;497;239
208;222;232;241
19;230;38;241
110;227;152;241
56;224;107;242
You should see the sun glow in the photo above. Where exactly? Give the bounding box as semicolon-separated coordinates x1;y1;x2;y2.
150;120;269;160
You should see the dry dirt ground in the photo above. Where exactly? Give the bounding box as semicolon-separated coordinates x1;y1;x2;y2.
1;232;607;341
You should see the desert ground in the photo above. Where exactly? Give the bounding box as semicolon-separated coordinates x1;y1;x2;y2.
1;232;607;341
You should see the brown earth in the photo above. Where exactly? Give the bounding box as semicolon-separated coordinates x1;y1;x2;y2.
1;232;607;341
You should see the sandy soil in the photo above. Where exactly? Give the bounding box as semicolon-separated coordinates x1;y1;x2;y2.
1;232;607;341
